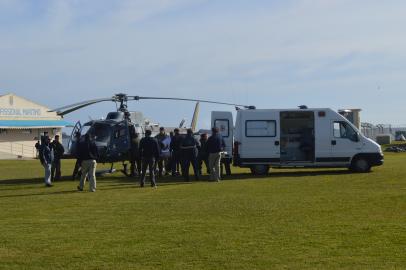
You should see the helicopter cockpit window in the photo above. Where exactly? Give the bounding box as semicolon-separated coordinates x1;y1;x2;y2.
114;126;127;139
119;128;127;137
81;126;90;136
90;123;111;143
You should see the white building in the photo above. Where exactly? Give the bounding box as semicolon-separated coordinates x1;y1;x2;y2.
0;93;71;158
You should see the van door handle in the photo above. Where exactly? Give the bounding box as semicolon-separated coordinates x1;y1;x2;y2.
275;141;280;146
331;140;336;145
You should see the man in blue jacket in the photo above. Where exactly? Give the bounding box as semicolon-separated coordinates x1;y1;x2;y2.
40;136;53;187
180;129;200;181
155;127;171;177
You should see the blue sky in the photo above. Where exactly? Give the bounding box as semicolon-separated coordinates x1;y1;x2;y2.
1;0;405;128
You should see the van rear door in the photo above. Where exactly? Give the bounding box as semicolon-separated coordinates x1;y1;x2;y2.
211;111;233;158
239;111;280;163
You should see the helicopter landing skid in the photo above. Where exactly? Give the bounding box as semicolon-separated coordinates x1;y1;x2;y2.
95;168;117;176
95;163;116;176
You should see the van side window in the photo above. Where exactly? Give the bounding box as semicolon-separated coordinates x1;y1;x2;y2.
214;119;229;137
333;121;357;141
246;120;276;137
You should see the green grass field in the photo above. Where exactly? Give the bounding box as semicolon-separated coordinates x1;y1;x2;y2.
0;154;405;269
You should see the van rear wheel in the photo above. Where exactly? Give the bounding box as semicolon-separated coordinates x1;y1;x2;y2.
250;165;270;175
350;157;371;173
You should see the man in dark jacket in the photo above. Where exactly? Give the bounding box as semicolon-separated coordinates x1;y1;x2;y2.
78;134;99;192
207;127;226;181
170;128;183;176
180;129;200;181
40;135;53;187
129;128;141;177
198;133;210;175
139;129;160;188
51;135;65;181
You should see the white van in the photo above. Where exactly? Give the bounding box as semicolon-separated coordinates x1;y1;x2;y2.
212;108;383;175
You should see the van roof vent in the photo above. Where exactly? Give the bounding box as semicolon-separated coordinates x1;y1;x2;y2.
298;105;308;109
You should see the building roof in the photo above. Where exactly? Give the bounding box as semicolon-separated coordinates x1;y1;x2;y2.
0;120;73;129
0;93;50;110
0;92;62;121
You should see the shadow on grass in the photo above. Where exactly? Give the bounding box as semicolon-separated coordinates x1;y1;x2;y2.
0;176;78;186
0;169;353;196
223;169;353;181
0;169;352;186
0;189;78;198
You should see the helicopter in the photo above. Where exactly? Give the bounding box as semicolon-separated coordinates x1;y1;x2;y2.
49;93;254;175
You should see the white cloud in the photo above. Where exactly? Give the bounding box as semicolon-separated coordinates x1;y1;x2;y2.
109;0;205;24
1;0;406;126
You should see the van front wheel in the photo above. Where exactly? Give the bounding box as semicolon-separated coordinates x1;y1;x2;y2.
250;165;270;175
350;157;371;173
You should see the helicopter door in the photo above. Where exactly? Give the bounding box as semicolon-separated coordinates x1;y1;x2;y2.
68;121;82;154
110;122;131;161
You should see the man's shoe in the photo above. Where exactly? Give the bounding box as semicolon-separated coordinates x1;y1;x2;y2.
77;186;83;191
45;183;53;187
90;189;96;192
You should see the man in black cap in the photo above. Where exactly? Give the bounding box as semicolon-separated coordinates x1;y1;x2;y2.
139;129;160;188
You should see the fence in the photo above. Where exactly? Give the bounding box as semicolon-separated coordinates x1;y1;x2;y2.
0;141;37;158
361;124;406;141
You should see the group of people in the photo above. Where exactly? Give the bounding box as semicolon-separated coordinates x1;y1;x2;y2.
129;126;229;188
37;126;230;191
36;133;65;187
37;131;99;191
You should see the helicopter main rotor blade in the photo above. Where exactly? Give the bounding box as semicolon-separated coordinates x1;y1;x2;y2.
128;96;253;108
54;101;110;116
48;98;115;116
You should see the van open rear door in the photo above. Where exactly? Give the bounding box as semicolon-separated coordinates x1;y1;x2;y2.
211;111;233;158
